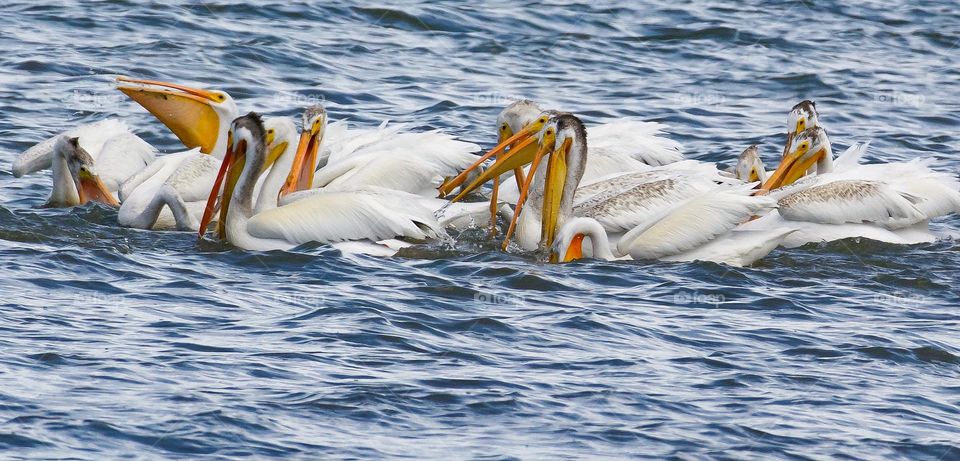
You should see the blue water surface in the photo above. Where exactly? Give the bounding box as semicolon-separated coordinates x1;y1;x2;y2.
1;1;959;459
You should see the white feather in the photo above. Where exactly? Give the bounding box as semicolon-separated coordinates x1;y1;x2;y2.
587;119;684;166
248;188;445;248
618;186;776;260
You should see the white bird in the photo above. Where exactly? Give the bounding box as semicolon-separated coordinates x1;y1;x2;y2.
41;136;119;208
113;76;239;231
748;126;960;247
446;110;759;255
727;145;766;183
438;100;686;234
452;113;788;265
12;119;155;205
197;112;445;254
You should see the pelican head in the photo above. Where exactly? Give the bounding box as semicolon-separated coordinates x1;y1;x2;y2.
553;217;614;263
440;109;558;200
198;112;279;239
783;100;820;157
762;126;832;191
735;145;766;183
497;99;542;143
48;136;118;208
262;116;298;174
116;76;238;157
536;114;588;257
280;105;327;198
488;112;587;257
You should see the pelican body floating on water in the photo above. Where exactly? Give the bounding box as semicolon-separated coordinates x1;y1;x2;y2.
197;112;446;254
8;78;960;267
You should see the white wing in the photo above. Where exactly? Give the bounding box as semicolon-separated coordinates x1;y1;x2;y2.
837;158;960;222
833;141;870;171
618;186;776;260
314;130;479;196
588;119;684;166
741;210;936;248
661;227;795;266
92;131;156;191
574;172;719;233
778;180;925;226
249;188;445;245
321;120;408;167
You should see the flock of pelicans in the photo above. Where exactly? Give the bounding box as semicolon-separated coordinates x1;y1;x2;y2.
11;77;960;266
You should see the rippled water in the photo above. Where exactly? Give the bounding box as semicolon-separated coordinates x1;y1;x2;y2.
1;1;959;459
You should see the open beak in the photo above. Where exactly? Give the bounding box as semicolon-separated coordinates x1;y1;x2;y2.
116;76;224;154
279;129;320;199
760;144;824;192
439;122;542;200
76;169;119;207
561;233;586;263
198;134;245;239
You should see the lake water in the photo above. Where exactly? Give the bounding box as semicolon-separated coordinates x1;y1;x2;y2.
0;1;958;459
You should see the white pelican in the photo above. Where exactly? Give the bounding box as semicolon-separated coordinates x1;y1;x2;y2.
438;100;685;232
731;145;766;183
13;119;156;203
113;76;239;231
197;112;444;253
745;126;960;247
42;136;118;208
446;111;747;251
452;113;788;265
783;100;820;159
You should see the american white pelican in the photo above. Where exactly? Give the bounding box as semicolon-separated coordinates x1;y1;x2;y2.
197;112;444;253
452;113;788;265
446;111;747;249
13;119;156;203
441;100;684;195
438;100;685;233
42;136;119;208
783;100;819;159
114;76;239;231
747;126;960;247
733;145;766;183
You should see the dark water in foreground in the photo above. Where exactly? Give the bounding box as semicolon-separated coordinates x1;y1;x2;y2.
1;1;959;459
